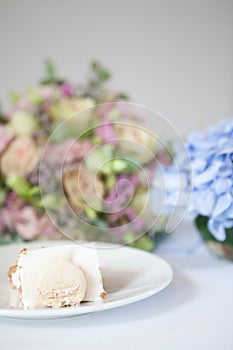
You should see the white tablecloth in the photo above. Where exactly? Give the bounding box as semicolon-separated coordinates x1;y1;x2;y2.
1;221;233;350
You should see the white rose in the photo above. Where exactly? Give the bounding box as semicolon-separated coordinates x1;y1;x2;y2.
115;124;156;163
50;97;95;120
8;111;39;136
63;167;104;212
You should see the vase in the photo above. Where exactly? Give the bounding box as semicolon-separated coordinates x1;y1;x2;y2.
195;215;233;261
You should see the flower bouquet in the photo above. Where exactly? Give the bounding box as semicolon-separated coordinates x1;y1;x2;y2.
0;61;170;250
161;119;233;260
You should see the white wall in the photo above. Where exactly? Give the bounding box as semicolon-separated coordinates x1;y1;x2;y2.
0;0;232;137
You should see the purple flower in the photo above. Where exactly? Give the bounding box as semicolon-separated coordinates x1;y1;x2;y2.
104;174;146;233
94;122;117;144
105;175;138;212
60;83;74;97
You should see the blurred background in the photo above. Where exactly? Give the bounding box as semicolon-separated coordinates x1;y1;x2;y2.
0;0;233;137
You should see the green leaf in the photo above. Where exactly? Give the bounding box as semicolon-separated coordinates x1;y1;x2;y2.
90;61;111;82
94;220;108;229
105;174;116;189
0;235;12;245
100;71;111;81
6;175;30;198
111;159;128;173
195;215;233;246
116;92;130;100
26;88;43;105
0;188;7;205
125;232;155;251
9;91;20;105
36;194;65;210
6;175;42;203
135;235;155;251
45;59;56;80
0;234;23;245
100;162;112;175
124;232;135;244
40;59;65;85
28;186;40;197
0;102;5;122
85;206;97;219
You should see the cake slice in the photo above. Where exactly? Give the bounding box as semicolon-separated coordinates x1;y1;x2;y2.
8;244;106;309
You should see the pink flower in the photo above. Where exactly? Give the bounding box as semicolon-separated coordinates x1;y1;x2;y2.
44;139;93;165
94;122;117;144
11;97;32;113
0;126;14;156
60;83;74;97
97;103;140;120
37;215;56;237
108;206;144;233
5;191;25;210
0;204;55;240
14;207;42;240
0;137;39;176
104;174;147;233
0;208;14;230
35;86;59;100
7;86;59;117
118;174;139;188
64;140;93;164
156;150;172;166
108;206;136;223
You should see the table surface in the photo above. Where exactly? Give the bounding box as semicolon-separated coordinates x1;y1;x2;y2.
1;221;233;350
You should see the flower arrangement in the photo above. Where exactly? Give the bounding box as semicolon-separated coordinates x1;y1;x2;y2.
160;119;233;259
0;61;169;250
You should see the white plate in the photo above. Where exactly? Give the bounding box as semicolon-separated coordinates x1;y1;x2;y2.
0;241;173;319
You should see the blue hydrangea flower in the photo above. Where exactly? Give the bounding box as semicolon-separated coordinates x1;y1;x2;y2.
153;119;233;241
